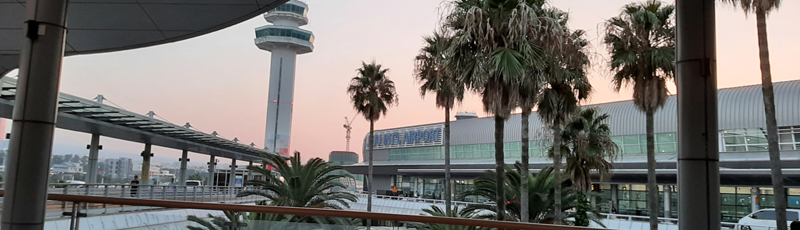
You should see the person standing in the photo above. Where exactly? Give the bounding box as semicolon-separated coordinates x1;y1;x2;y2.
130;175;140;197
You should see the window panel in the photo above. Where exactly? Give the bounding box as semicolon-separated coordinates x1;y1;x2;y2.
724;136;746;145
624;145;642;154
623;136;639;145
656;133;676;143
747;145;768;151
726;146;747;152
656;143;676;153
746;135;768;144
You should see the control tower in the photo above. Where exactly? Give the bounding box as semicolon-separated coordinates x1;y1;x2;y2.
254;0;314;156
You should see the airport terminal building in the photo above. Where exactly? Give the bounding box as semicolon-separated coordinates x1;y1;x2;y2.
343;80;800;222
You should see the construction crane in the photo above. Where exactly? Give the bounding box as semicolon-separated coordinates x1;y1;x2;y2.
343;116;355;151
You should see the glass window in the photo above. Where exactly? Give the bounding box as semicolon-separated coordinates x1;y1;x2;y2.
748;145;768;151
726;146;747;152
656;133;676;143
724;136;746;145
624;145;642;154
746;135;768;144
623;136;639;145
656;143;676;153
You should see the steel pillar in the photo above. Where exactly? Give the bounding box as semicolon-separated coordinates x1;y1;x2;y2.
247;161;253;181
179;150;188;186
208;156;216;186
229;159;237;194
86;134;101;184
676;0;720;229
611;184;619;213
141;144;152;184
1;0;69;229
751;187;760;213
664;185;672;218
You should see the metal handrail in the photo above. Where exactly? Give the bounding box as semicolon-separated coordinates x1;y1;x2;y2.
0;190;598;230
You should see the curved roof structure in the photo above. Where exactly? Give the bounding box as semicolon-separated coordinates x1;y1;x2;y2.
0;0;289;75
364;79;800;144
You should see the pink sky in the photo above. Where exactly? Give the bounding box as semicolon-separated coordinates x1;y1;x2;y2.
9;0;798;165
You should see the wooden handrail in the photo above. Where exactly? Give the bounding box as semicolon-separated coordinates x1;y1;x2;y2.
0;190;597;230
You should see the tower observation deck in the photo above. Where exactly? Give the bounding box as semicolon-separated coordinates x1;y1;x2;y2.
254;0;314;156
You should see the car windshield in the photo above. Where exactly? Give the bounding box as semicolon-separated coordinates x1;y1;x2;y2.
752;211;800;221
186;182;199;186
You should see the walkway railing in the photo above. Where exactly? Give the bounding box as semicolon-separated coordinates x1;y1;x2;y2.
0;190;601;230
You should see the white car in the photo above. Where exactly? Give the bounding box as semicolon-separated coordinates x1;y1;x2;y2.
737;209;800;230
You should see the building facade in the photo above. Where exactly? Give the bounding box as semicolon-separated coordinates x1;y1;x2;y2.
344;80;800;222
102;157;133;179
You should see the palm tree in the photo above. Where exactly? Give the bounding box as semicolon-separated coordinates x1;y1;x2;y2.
603;1;675;228
347;61;398;220
416;205;480;230
187;211;243;230
551;108;619;194
537;29;592;224
237;151;357;224
444;0;571;220
719;0;787;228
461;164;584;224
414;32;465;215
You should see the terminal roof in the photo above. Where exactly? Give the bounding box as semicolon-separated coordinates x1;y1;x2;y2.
0;77;275;162
0;0;289;75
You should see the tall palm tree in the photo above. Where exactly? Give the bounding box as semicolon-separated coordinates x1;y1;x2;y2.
444;0;570;220
238;151;357;224
719;0;787;228
603;1;675;228
537;29;592;224
414;32;465;215
347;61;398;220
551;108;619;194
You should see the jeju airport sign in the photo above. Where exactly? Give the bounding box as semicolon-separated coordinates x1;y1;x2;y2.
368;125;444;149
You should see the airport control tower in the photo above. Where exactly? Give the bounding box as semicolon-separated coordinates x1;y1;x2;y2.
254;0;314;156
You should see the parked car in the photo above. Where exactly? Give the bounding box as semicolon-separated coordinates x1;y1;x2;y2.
185;180;202;186
737;209;800;230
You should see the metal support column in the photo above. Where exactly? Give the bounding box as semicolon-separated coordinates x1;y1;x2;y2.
247;161;253;181
208;156;216;186
751;187;761;213
87;134;100;184
141;144;152;184
229;159;237;195
611;184;619;213
676;0;720;229
1;0;69;229
664;185;671;218
179;150;188;186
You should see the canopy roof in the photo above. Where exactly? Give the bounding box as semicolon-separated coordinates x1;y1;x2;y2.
0;0;288;74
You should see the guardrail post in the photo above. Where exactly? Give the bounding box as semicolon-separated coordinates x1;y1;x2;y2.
149;185;154;199
193;187;197;202
200;187;205;202
69;202;81;230
183;186;188;201
103;185;109;211
162;186;167;200
61;186;68;211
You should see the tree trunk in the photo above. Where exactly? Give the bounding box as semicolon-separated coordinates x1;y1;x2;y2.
757;9;787;230
553;125;563;225
521;111;530;222
444;108;452;216
646;110;658;230
494;115;505;221
367;119;375;230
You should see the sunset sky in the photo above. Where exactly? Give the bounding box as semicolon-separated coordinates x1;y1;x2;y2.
4;0;799;166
